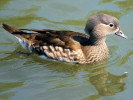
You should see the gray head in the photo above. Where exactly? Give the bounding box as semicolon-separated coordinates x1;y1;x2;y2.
85;14;127;41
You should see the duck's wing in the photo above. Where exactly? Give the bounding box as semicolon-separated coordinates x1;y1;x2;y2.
20;28;90;45
2;24;89;62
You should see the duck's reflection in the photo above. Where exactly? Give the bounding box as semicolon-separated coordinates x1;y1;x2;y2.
43;60;127;96
1;46;127;98
88;64;126;96
32;53;127;97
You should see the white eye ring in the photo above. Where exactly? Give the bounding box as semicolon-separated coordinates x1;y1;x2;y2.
109;23;114;27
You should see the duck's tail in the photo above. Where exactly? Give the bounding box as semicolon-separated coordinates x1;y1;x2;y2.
2;23;27;43
2;24;34;51
2;23;22;33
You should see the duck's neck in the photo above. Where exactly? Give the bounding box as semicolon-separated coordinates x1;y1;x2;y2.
89;35;106;46
83;36;109;63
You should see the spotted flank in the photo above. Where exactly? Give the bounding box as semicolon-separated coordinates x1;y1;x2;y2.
2;14;127;64
40;45;79;63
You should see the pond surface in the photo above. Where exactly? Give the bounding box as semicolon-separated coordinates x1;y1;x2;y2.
0;0;133;100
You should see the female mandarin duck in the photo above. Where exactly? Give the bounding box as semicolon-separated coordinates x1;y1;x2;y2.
2;14;127;64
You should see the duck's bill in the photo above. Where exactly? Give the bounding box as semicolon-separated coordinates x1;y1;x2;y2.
115;30;127;39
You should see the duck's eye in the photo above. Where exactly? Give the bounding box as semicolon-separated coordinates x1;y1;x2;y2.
109;23;114;27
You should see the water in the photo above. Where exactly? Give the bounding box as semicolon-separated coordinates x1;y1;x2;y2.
0;0;133;100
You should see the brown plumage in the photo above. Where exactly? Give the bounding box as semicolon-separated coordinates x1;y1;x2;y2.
2;14;127;64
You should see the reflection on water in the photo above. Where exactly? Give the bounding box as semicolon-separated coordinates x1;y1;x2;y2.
91;0;133;19
32;56;127;97
0;0;133;27
119;51;133;66
0;82;24;100
99;0;115;4
0;0;133;100
0;82;24;93
0;0;11;9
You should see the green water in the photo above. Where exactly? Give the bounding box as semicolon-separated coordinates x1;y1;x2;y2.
0;0;133;100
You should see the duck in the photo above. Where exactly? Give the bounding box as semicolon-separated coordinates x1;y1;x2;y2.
2;14;127;64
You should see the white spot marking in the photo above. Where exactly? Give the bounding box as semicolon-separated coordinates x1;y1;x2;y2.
26;31;38;33
48;52;54;58
43;46;48;50
56;51;61;57
62;53;67;57
49;45;55;52
55;46;58;50
69;56;74;60
58;47;63;52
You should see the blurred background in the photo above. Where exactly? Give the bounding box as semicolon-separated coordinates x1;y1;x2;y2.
0;0;133;100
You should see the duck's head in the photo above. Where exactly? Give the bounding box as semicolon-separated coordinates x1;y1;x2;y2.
85;14;127;40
